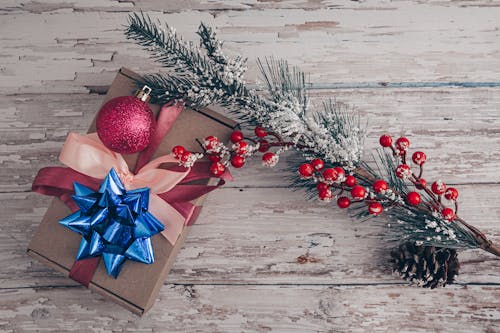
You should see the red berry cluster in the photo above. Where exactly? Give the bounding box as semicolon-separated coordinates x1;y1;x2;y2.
172;145;203;167
380;134;459;222
171;125;287;177
293;135;461;222
297;159;365;209
230;126;281;169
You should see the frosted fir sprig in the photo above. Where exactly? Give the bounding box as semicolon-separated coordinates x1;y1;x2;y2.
125;13;247;108
125;13;366;170
124;14;500;258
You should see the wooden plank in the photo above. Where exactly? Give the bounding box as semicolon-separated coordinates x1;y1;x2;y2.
4;0;500;13
2;186;498;289
1;285;499;332
2;3;500;93
2;87;500;192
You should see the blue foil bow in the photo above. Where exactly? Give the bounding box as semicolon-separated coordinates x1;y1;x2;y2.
59;168;165;278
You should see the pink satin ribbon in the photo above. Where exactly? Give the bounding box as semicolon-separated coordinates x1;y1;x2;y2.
58;132;192;245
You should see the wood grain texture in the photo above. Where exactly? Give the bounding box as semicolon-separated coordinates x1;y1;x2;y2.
1;187;499;289
2;1;500;94
1;285;499;333
1;0;499;332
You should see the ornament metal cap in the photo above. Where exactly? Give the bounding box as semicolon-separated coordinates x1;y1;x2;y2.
135;85;152;102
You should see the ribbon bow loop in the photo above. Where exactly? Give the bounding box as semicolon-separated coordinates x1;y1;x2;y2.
58;132;192;246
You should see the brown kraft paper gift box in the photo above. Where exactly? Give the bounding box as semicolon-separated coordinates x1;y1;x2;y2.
27;68;237;315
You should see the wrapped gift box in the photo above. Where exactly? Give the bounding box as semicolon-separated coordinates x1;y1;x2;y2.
27;68;237;315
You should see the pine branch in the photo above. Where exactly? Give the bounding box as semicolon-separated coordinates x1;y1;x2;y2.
126;13;246;108
196;23;228;65
366;150;479;249
124;14;500;256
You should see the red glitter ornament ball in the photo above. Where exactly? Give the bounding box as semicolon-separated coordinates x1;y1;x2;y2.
406;191;421;206
96;86;156;154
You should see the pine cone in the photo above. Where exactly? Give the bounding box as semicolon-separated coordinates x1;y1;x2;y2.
390;242;460;289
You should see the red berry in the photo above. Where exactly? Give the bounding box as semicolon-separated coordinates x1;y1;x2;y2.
372;179;388;194
396;137;410;151
230;130;244;143
395;164;412;179
416;178;427;190
406;191;421;206
210;162;226;176
337;196;351;208
379;134;393;147
208;154;221;162
431;180;446;195
322;168;338;183
441;207;455;221
172;145;185;159
334;167;345;180
231;155;245;168
254;126;268;138
344;175;357;187
316;182;329;192
318;188;333;202
368;202;383;215
298;163;314;178
351;185;366;200
444;187;459;201
258;139;270;152
180;151;193;163
204;135;220;151
412;151;427;165
262;152;279;167
311;158;325;171
233;141;249;155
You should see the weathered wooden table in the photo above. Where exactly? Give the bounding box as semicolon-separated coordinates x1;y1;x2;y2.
1;1;499;332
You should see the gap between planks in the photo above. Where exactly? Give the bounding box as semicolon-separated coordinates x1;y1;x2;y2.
2;281;500;292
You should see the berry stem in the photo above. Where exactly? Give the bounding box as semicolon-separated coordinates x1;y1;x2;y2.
418;165;424;179
455;216;500;257
195;138;206;152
